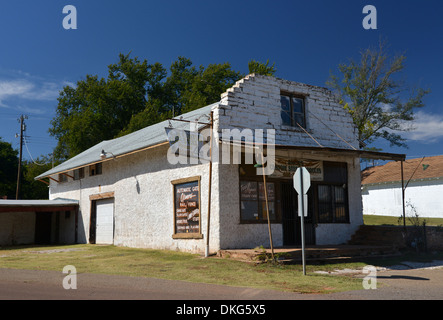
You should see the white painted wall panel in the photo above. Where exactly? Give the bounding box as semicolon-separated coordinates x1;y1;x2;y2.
362;178;443;218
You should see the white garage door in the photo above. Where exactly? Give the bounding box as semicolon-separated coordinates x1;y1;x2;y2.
95;198;114;244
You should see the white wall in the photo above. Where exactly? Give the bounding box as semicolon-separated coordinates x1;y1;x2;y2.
0;212;35;245
362;178;443;218
50;144;220;254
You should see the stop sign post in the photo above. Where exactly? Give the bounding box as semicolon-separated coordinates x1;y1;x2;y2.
293;167;310;275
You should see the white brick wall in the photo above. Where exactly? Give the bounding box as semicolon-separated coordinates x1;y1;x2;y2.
217;74;358;149
49;145;220;254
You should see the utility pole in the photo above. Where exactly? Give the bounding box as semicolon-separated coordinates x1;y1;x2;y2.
15;114;27;200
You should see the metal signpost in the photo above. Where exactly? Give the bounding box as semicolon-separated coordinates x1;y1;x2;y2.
293;167;310;275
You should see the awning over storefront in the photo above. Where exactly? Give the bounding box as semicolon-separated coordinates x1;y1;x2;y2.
274;144;405;161
219;138;406;162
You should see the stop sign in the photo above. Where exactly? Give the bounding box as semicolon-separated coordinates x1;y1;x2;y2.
293;167;310;195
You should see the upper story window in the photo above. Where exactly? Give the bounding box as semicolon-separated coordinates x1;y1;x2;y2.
74;168;85;180
89;163;102;176
280;93;306;128
58;173;68;183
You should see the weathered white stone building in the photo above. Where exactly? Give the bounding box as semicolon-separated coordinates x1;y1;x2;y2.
362;155;443;218
33;74;403;253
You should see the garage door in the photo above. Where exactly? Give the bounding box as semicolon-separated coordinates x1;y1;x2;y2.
95;198;114;244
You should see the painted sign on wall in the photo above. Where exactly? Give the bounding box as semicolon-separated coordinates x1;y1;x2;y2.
271;158;323;181
174;180;200;234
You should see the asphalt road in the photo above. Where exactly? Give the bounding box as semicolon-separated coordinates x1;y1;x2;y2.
0;266;442;301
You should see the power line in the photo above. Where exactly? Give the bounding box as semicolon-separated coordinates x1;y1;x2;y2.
23;135;52;166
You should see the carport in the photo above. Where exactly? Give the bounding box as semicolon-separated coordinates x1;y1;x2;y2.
0;199;79;246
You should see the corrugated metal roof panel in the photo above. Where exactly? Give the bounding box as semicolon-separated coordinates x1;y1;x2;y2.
35;103;217;180
0;199;79;207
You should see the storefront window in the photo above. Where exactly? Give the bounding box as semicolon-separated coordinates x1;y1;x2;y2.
317;162;349;223
240;180;275;222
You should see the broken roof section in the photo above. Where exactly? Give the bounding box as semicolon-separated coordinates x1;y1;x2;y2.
362;155;443;185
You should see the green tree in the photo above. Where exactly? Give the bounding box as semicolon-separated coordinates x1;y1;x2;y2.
248;59;276;76
0;139;18;199
21;156;54;200
327;43;429;148
50;54;242;158
179;61;242;113
50;53;167;159
120;59;241;134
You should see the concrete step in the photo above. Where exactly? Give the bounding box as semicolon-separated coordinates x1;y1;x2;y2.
348;225;406;247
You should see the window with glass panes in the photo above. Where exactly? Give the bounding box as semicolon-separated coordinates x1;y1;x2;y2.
316;162;349;223
280;93;306;128
240;180;276;222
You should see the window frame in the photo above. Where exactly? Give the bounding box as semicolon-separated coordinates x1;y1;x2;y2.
89;163;102;177
238;164;280;224
58;173;68;183
74;167;85;180
316;162;349;223
280;92;307;128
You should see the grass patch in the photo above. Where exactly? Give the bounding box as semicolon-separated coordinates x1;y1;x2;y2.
0;244;366;294
363;214;443;226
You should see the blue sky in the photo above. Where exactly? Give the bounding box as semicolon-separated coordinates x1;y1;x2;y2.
0;0;442;164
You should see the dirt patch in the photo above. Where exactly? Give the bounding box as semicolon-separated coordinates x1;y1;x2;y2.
24;248;85;254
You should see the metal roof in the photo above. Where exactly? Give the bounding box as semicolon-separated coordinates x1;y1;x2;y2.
35;103;217;180
0;198;79;212
0;199;79;207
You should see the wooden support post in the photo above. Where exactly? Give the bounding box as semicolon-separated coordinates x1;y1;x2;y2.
261;152;274;261
75;206;79;244
401;160;406;229
205;111;213;258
